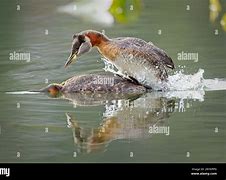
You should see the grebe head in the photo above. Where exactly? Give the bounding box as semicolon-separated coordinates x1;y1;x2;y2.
65;30;109;68
41;83;62;97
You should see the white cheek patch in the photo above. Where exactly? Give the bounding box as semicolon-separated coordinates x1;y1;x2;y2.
77;41;92;56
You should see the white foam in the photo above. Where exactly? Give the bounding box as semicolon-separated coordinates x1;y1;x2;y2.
203;78;226;91
166;68;226;92
5;91;40;95
166;69;205;91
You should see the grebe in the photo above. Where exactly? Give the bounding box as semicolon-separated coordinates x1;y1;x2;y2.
65;30;174;89
41;74;146;97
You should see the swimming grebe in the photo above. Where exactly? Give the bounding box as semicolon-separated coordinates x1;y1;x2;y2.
41;74;146;97
65;30;175;89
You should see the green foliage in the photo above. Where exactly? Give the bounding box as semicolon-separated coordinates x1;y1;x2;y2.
209;0;226;31
109;0;141;24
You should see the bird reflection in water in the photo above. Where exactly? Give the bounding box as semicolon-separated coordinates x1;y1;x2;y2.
63;93;175;154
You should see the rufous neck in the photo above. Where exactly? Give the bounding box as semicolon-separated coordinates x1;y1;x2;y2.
84;31;110;47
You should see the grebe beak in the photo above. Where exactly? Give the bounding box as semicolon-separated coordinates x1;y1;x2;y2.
65;39;92;68
65;52;77;68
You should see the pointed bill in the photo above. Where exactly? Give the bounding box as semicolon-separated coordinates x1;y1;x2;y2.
65;53;77;68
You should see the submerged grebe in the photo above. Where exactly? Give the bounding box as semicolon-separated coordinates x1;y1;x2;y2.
42;74;146;97
65;30;174;89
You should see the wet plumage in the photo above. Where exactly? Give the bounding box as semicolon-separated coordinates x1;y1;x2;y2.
41;74;146;97
61;74;146;93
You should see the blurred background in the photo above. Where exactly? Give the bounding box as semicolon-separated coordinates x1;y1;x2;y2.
0;0;225;162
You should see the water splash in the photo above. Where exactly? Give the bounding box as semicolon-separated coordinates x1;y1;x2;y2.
103;58;117;74
166;69;205;91
166;69;226;91
5;91;40;95
103;58;226;92
203;78;226;91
